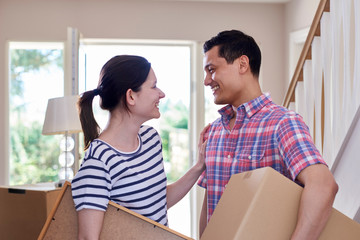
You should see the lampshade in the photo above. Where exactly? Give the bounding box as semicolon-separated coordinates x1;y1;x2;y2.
42;95;82;135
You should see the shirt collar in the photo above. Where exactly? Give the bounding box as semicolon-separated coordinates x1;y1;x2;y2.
218;93;272;119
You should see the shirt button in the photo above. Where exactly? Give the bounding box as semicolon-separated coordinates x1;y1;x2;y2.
227;154;231;159
248;155;252;160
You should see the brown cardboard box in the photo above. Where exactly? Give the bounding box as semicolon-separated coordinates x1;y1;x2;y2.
39;181;192;240
201;167;360;240
0;183;61;240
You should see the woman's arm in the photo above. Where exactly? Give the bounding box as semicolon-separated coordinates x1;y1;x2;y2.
166;124;209;208
77;209;105;240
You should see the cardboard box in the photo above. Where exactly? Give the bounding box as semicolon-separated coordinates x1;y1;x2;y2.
39;181;192;240
201;167;360;240
0;183;61;240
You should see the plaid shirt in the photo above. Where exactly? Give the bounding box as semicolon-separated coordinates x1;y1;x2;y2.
198;93;326;221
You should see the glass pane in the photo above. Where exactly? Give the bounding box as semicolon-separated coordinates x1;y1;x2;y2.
205;86;224;124
79;43;191;236
9;42;64;185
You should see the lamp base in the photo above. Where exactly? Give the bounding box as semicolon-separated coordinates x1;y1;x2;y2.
55;179;67;188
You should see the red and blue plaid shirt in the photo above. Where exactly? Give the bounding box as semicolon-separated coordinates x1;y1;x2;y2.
198;93;326;221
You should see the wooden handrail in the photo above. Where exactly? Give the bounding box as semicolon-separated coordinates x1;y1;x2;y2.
282;0;330;108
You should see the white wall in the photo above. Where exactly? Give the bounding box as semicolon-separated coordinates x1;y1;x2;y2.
332;106;360;220
284;0;321;95
285;0;321;31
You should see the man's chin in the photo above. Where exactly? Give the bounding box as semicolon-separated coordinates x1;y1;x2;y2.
214;99;225;105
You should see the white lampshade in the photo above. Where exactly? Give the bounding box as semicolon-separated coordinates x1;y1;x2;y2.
42;95;82;135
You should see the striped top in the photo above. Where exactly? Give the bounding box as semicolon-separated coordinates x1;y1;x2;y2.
198;93;326;221
71;125;168;226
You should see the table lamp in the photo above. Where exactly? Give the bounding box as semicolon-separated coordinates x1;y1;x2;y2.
42;95;82;185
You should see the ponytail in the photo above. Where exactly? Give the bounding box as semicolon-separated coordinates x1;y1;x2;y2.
78;89;101;150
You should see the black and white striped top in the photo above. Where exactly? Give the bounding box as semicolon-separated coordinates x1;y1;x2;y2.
71;125;168;226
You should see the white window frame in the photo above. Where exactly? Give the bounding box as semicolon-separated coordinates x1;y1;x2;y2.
5;41;66;185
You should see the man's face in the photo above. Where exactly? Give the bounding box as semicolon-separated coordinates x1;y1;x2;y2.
203;46;244;106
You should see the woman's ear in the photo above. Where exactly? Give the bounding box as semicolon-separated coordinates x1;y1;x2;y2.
238;55;250;74
126;89;135;106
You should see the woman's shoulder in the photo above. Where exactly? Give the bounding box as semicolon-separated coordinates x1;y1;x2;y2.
139;125;159;135
84;139;116;160
139;125;161;145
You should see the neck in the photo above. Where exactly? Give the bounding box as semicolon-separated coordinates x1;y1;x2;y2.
233;77;262;108
99;111;142;152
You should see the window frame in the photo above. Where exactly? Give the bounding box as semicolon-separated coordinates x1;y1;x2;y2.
78;38;205;238
6;41;66;185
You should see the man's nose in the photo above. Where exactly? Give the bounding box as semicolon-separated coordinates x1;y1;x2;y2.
204;75;212;86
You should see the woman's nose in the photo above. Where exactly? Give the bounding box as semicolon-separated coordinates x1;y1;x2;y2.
159;88;165;98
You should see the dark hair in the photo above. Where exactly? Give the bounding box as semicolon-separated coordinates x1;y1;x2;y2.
203;30;261;78
78;55;151;149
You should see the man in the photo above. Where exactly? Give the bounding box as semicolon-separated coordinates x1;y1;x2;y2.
197;30;338;240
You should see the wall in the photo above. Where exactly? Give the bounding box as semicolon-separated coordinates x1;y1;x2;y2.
285;0;321;32
0;0;286;185
284;0;321;98
332;105;360;220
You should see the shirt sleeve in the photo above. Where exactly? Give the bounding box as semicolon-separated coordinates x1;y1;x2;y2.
276;112;327;181
71;157;112;212
197;170;207;188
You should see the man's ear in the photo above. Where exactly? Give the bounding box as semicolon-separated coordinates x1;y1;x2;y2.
238;55;250;74
126;89;135;106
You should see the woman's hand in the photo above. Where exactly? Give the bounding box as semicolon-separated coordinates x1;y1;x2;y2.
196;124;210;172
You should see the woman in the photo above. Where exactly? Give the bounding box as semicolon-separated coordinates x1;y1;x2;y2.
71;55;207;239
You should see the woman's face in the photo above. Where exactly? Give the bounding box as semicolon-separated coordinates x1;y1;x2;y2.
132;68;165;122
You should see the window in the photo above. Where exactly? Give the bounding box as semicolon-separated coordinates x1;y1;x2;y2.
205;86;224;124
8;42;64;185
7;38;204;238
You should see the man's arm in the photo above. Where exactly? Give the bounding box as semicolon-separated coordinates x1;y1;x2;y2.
291;164;338;240
199;191;208;238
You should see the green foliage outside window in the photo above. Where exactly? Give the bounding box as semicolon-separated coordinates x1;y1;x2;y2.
159;99;189;183
10;121;60;184
9;48;63;185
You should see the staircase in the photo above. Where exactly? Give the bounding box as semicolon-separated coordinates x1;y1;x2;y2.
282;0;360;222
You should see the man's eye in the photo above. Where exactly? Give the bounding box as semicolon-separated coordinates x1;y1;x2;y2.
209;68;214;73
